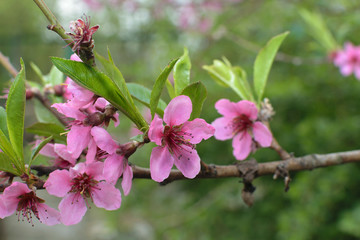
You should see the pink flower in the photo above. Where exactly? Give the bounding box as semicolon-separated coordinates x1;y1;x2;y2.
148;95;215;182
37;142;76;168
333;42;360;80
0;182;60;226
67;15;99;53
44;162;121;225
212;99;272;160
91;126;133;195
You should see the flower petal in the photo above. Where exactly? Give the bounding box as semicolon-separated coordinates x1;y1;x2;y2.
103;154;123;184
181;118;215;144
173;146;201;179
85;162;105;181
85;138;97;164
148;115;164;146
232;131;252;160
212;117;234;140
37;203;61;226
59;193;87;226
252;122;272;147
121;164;133;196
92;182;121;210
164;95;192;126
52;103;86;120
214;99;239;118
0;196;8;218
235;100;258;120
67;125;92;159
54;144;76;166
44;170;72;197
150;146;174;182
38;142;57;158
91;126;118;154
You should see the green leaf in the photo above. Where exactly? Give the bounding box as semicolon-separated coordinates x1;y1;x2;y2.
51;57;147;130
299;9;338;52
174;48;191;95
6;59;26;165
0;107;9;139
95;50;134;103
26;122;66;142
180;82;207;120
127;83;166;117
254;31;289;103
0;129;18;165
29;135;53;167
47;65;64;86
203;59;254;101
165;79;175;99
34;99;62;125
150;58;179;118
30;62;46;85
0;153;20;175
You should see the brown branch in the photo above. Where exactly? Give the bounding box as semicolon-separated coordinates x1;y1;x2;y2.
132;150;360;183
0;52;18;78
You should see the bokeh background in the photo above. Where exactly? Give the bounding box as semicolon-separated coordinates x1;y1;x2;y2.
2;0;360;239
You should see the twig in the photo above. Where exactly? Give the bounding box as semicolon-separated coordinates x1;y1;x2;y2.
0;52;18;78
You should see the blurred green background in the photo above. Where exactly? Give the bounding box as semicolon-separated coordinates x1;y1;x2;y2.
2;0;360;239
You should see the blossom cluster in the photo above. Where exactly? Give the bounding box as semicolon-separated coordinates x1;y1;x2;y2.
0;50;273;225
332;42;360;80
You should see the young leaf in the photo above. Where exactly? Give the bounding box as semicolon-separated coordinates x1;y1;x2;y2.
203;59;254;101
26;122;66;142
29;135;53;167
30;62;46;85
47;65;64;86
51;57;148;130
0;153;20;175
6;59;26;164
34;99;62;125
254;31;289;103
150;58;179;118
0;107;9;139
174;48;191;95
180;82;207;120
0;129;18;164
165;79;175;99
127;83;166;117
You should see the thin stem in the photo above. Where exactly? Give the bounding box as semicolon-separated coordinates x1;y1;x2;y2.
0;52;18;78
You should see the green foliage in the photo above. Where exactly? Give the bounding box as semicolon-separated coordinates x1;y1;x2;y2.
127;82;167;117
51;57;148;131
150;58;178;118
6;59;26;167
203;57;255;102
254;32;289;103
180;81;207;120
26;122;66;142
29;135;53;166
174;48;191;96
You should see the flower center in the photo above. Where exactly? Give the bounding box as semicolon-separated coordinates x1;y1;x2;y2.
70;173;99;199
17;191;44;226
232;114;253;134
163;125;195;160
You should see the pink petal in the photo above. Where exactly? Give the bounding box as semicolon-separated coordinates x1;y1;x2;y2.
54;144;76;166
214;99;239;118
92;182;121;210
235;100;258;120
173;146;201;179
2;182;31;216
181;118;215;144
232;131;252;160
340;64;353;76
59;193;87;225
85;138;97;164
0;196;8;218
38;143;57;158
52;103;86;120
44;170;72;197
103;154;123;185
67;125;92;159
252;122;272;147
37;203;61;226
212;117;234;140
70;53;81;61
85;162;105;181
148;115;164;146
164;95;192;126
91;126;118;154
121;164;133;196
150;146;174;182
